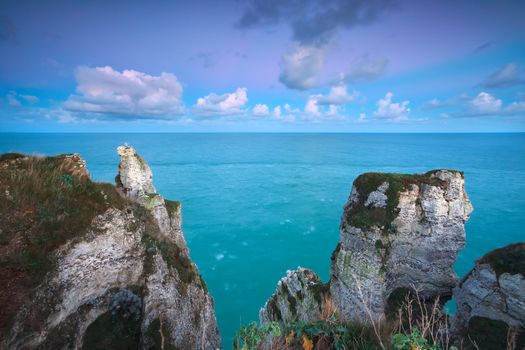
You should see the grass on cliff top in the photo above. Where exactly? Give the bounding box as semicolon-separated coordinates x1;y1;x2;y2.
0;154;126;275
346;170;455;231
0;153;207;342
476;242;525;277
0;154;127;337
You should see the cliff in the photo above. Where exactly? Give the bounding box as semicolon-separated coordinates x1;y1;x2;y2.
260;170;473;326
452;243;525;348
332;170;472;323
0;148;220;349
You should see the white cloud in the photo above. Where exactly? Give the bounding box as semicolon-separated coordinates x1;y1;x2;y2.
279;44;327;90
253;103;270;116
374;92;410;120
273;106;282;119
62;66;185;119
469;92;502;114
300;85;359;121
481;63;524;88
315;85;359;105
357;113;367;123
193;87;248;117
344;54;388;84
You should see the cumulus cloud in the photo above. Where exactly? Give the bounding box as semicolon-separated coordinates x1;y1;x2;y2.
253;103;270;116
481;63;524;88
314;85;360;105
62;66;185;119
374;92;410;120
279;44;327;90
469;92;502;113
344;54;388;84
237;0;393;45
272;106;282;119
193;88;248;117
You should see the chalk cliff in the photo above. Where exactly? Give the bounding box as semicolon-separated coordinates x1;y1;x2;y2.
0;147;220;349
452;243;525;348
260;170;473;325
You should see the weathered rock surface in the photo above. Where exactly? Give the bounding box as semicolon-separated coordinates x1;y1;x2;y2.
116;145;187;251
331;170;473;323
259;267;329;324
260;170;473;326
0;147;220;349
452;243;525;346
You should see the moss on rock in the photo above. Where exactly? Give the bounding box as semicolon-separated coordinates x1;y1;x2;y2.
477;242;525;277
346;170;452;231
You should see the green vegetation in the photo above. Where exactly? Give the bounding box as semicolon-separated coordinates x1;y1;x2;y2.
347;171;450;231
0;154;127;336
234;318;383;350
0;154;125;275
234;321;281;350
391;329;440;350
165;199;181;215
476;242;525;277
0;152;204;343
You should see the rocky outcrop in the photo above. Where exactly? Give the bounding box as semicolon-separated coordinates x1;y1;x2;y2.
452;243;525;347
0;147;220;349
260;170;473;326
331;170;472;323
116;145;187;251
259;267;329;324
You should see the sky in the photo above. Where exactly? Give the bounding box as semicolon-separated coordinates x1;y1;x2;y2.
0;0;524;132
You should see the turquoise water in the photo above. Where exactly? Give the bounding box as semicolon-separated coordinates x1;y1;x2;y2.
1;133;524;346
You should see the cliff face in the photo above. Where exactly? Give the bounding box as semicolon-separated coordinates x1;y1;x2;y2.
259;267;329;324
0;148;220;349
452;243;525;348
332;170;472;323
260;170;473;325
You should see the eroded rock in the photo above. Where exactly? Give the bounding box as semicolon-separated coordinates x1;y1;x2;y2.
259;267;329;324
331;170;473;323
0;147;220;349
452;243;525;347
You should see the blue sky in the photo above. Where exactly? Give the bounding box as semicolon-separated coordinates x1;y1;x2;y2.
1;0;524;132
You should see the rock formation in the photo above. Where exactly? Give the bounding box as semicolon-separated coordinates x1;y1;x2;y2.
259;267;329;324
452;243;525;348
0;147;220;349
260;170;473;326
331;170;473;323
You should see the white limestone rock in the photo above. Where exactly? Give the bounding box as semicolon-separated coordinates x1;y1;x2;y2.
331;170;473;323
1;148;221;350
452;243;525;333
364;181;389;208
116;145;187;251
259;267;329;324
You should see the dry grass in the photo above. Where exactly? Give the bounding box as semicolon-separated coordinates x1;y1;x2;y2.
0;154;126;339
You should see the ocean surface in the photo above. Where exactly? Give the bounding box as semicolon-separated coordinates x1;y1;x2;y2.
1;133;524;346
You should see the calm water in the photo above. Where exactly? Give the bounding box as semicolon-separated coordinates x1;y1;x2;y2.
1;133;524;346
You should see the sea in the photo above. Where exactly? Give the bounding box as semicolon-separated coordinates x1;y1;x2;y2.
1;133;524;346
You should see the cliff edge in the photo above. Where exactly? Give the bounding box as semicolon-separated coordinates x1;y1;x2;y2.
0;148;220;349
